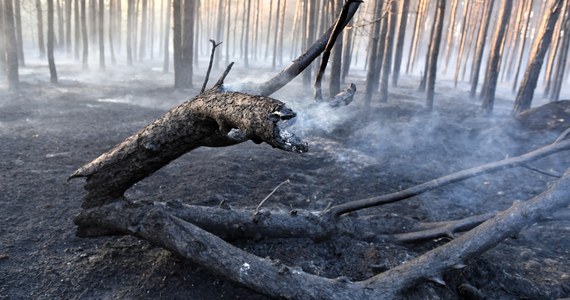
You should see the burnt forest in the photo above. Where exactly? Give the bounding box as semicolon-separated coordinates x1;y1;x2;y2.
1;0;570;299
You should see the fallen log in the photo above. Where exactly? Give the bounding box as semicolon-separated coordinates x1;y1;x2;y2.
69;84;308;209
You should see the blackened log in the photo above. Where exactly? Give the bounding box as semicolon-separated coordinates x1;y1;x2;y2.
70;88;307;208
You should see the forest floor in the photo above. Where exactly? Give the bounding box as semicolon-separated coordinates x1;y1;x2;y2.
1;61;569;299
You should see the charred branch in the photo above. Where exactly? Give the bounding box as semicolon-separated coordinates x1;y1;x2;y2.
363;168;570;298
246;0;362;97
325;137;570;218
74;166;570;299
70;89;307;208
314;0;361;101
201;39;223;93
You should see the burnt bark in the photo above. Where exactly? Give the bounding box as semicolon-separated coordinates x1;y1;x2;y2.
47;0;58;83
4;0;19;90
480;0;512;115
425;0;446;111
513;0;563;115
469;0;493;98
392;0;409;87
70;81;308;209
36;0;46;58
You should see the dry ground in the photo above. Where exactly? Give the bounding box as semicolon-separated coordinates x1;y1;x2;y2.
1;62;569;299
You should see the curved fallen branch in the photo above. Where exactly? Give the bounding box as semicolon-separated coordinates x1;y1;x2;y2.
363;168;570;299
325;137;570;218
73;168;570;299
69;76;307;208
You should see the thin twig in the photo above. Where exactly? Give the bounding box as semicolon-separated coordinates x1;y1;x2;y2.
201;39;223;93
252;179;290;218
522;163;562;178
393;212;497;243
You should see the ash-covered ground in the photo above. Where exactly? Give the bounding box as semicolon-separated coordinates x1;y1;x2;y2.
1;61;569;299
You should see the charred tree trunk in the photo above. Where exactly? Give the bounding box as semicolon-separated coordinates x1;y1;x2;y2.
244;0;251;67
14;0;24;66
108;0;116;64
172;0;182;85
379;0;397;103
364;0;384;105
469;0;493;98
425;0;446;111
443;0;459;74
513;0;563;115
0;1;5;76
453;0;472;87
47;0;58;84
4;0;19;90
74;0;80;60
392;0;409;87
179;0;194;88
549;0;570;101
66;0;72;54
406;0;427;74
98;0;104;70
36;0;46;58
480;0;512;115
512;0;534;92
81;0;88;68
329;0;344;97
127;0;134;65
162;0;171;73
139;0;148;60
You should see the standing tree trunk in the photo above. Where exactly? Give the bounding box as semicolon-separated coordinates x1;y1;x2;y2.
548;0;570;101
513;0;563;114
480;0;512;115
57;0;64;49
127;0;134;65
244;0;251;67
36;0;46;58
330;0;344;97
98;0;105;70
364;0;384;105
453;0;472;87
173;0;182;86
302;0;317;86
443;0;459;74
108;0;116;64
406;0;426;74
214;0;224;68
0;1;5;76
89;0;96;46
74;0;80;60
81;0;88;68
512;0;534;92
225;0;231;65
392;0;409;87
66;0;72;54
47;0;58;83
162;0;171;72
180;0;194;88
139;0;148;60
379;0;397;102
4;0;19;90
425;0;446;111
272;0;282;70
278;0;286;67
469;0;493;98
14;0;24;66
